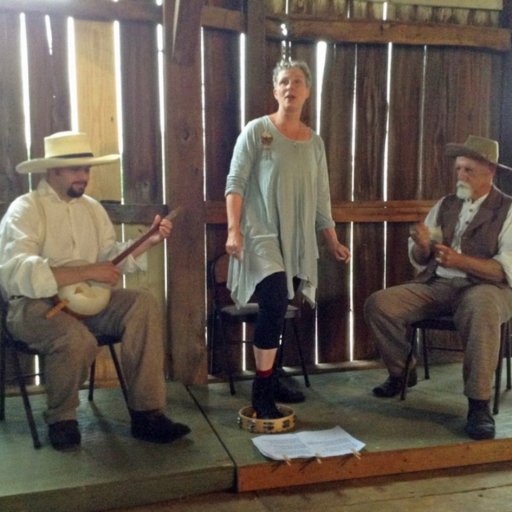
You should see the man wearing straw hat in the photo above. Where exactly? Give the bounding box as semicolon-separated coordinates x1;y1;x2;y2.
365;135;512;440
0;131;190;450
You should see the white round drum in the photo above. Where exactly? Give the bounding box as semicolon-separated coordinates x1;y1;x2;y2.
57;281;112;317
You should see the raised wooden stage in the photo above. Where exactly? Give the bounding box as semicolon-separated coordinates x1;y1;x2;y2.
1;364;512;511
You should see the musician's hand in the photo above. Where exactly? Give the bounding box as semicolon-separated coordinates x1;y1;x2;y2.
149;214;172;245
409;222;431;251
84;262;121;287
433;243;461;269
52;261;120;288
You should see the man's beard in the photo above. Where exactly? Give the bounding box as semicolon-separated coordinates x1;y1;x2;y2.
67;184;86;198
456;181;472;200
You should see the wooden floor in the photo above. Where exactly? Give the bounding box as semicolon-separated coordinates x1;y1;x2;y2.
2;364;512;512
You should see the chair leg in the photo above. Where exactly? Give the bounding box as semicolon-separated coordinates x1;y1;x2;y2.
291;318;310;388
88;360;96;401
506;323;511;391
12;349;41;449
107;344;129;406
421;329;430;380
219;317;236;395
0;338;6;421
401;326;417;400
493;323;507;415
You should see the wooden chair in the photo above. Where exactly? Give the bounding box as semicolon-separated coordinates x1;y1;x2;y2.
209;253;310;395
0;299;129;449
401;315;511;414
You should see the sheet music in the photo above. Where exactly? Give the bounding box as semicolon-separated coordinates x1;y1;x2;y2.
252;426;365;461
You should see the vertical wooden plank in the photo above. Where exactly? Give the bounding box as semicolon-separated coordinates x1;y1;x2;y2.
203;27;240;201
74;20;121;201
320;43;354;200
292;42;317;129
421;48;452;200
316;42;355;363
166;0;207;384
386;45;424;287
265;0;286;15
263;40;284;118
203;2;242;376
352;44;388;360
0;12;28;202
25;13;70;160
206;226;229;377
246;0;267;122
422;47;496;200
119;20;162;204
497;0;512;194
74;19;122;381
387;45;423;201
118;16;167;372
0;12;29;383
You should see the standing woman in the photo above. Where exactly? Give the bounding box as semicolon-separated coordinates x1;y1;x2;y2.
225;59;350;419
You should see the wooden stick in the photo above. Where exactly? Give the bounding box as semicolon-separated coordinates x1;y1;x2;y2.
111;206;181;265
45;299;69;320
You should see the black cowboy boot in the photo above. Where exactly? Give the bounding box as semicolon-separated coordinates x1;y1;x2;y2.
252;375;284;419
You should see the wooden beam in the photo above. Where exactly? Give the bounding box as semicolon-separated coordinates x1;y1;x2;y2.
391;0;502;8
165;0;208;385
265;17;511;51
0;0;162;24
171;0;204;65
201;5;243;33
205;200;436;224
101;202;168;225
199;6;510;51
237;438;512;492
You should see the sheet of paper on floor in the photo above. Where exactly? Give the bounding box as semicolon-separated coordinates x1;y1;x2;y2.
252;425;365;461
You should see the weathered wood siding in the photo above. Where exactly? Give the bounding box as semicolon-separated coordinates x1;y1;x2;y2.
201;0;511;379
1;1;511;386
0;1;167;384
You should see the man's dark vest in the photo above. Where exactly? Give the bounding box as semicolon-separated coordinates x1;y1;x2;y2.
414;186;512;285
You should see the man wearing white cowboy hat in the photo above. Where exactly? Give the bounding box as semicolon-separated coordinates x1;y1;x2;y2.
365;135;512;440
0;131;190;449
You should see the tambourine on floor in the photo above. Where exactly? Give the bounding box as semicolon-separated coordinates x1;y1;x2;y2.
238;405;296;434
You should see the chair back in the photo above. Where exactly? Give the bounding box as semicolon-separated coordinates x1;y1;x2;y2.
209;254;234;309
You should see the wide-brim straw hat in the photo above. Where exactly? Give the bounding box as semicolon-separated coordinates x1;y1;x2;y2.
445;135;512;172
16;131;119;174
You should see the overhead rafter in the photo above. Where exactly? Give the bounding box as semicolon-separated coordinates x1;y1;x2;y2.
0;0;162;23
200;5;510;52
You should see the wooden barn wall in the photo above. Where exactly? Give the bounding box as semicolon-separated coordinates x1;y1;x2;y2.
1;1;511;387
0;1;167;384
199;0;511;381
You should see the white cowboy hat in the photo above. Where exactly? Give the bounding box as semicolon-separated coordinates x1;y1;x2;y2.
16;131;119;174
445;135;512;172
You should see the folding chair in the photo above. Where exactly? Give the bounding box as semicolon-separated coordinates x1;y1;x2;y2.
209;253;310;395
401;315;511;415
0;299;129;448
